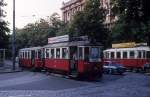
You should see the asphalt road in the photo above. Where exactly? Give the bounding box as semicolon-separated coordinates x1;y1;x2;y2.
0;71;149;97
0;71;91;90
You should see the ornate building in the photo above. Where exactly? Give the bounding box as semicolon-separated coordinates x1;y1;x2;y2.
61;0;117;29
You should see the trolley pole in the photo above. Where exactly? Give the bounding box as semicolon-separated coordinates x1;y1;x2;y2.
12;0;16;70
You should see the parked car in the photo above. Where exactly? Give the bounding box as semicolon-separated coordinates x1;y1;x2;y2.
143;63;150;73
103;61;126;74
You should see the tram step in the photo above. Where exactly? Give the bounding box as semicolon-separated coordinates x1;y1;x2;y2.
69;72;78;78
69;74;77;78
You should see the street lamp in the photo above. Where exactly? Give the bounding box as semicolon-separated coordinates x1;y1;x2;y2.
12;0;16;70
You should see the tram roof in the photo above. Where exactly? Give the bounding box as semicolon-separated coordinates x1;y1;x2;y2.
44;41;102;48
104;46;150;52
19;47;42;51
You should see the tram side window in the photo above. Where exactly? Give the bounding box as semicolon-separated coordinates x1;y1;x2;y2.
26;51;28;59
130;51;135;58
123;52;127;58
24;52;26;58
28;51;30;59
46;49;49;58
84;47;89;61
35;51;38;58
25;52;27;59
22;52;24;58
78;47;83;60
111;52;114;59
143;51;146;58
62;48;68;59
147;51;150;58
104;52;106;58
19;52;21;58
38;50;41;59
137;51;142;59
106;52;109;59
56;48;60;59
51;49;54;58
116;52;121;59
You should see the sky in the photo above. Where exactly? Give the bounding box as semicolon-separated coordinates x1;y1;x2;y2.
4;0;70;30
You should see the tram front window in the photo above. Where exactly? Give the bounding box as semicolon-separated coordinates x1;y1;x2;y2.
89;47;101;62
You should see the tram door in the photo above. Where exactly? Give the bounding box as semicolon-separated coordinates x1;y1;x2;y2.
70;46;78;75
31;50;35;66
146;51;150;63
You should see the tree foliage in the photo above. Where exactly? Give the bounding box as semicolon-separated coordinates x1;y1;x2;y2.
111;0;150;45
0;0;9;49
69;0;110;47
15;13;65;50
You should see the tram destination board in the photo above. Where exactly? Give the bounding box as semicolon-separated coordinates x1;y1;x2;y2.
48;35;89;44
48;35;69;44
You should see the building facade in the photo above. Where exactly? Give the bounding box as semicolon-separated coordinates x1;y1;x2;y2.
61;0;117;29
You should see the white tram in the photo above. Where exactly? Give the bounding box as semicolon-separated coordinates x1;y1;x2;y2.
103;43;150;70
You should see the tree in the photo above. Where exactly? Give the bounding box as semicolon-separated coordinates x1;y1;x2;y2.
48;13;68;36
16;20;51;49
0;0;9;49
15;13;65;50
111;0;150;45
69;0;110;47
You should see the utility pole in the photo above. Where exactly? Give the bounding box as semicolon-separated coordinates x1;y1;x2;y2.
12;0;16;70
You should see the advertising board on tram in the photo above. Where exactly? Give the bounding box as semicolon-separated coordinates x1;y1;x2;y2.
48;35;69;44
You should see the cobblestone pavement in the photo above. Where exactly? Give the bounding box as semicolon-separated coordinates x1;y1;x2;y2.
0;72;150;97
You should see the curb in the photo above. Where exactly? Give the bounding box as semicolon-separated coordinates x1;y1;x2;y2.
0;69;23;74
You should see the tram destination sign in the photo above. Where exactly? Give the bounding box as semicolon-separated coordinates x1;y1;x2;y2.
48;35;69;44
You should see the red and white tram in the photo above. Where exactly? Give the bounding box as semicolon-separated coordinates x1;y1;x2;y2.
44;41;103;78
44;35;103;78
19;35;103;79
103;43;150;70
19;47;43;69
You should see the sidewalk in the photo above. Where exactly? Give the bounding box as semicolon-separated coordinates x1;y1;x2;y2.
0;60;22;73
